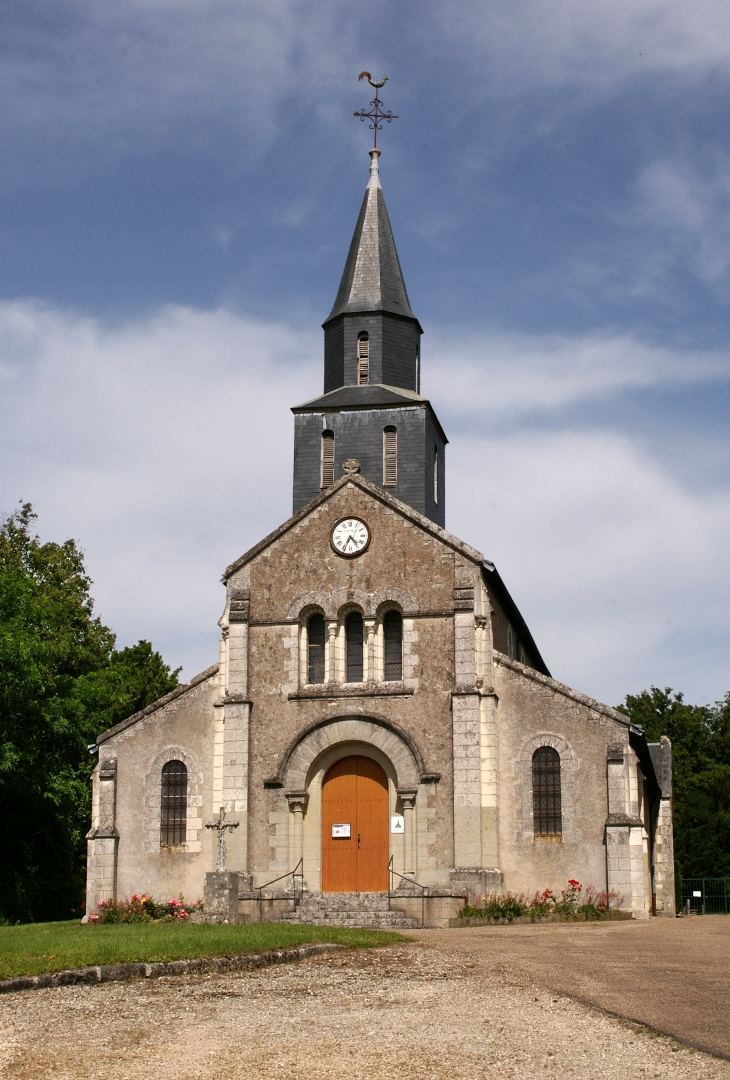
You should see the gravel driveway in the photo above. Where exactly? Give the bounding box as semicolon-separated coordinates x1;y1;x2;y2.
1;921;728;1080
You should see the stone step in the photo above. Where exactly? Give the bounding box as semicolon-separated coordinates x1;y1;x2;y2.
279;891;419;929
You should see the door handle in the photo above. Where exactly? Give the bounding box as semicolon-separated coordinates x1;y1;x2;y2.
357;833;361;848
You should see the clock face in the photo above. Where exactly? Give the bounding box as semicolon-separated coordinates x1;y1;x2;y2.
331;517;370;557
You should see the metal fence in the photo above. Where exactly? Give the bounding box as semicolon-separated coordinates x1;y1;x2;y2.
681;878;730;915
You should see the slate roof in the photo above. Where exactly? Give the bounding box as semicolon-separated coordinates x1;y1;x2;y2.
291;383;448;444
324;150;418;326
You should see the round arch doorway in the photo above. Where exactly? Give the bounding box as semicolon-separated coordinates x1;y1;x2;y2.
321;755;389;892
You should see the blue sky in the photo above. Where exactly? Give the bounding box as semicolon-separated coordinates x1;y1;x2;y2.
1;0;730;707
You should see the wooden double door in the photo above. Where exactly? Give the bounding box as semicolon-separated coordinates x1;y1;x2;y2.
321;756;389;892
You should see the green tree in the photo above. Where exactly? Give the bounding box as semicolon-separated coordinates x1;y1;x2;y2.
618;687;730;884
0;504;179;923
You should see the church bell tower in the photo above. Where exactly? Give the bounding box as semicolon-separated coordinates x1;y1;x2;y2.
292;147;448;527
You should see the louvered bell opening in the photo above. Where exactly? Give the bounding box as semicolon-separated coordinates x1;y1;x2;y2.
383;427;397;486
160;760;187;846
321;431;335;488
532;747;562;837
357;334;369;385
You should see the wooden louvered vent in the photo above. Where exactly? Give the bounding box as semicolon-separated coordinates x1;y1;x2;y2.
357;334;369;385
321;430;335;488
383;427;397;486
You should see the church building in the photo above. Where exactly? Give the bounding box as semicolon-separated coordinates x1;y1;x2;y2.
86;137;675;925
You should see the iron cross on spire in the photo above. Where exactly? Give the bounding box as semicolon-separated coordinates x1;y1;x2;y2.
205;806;240;872
354;72;398;149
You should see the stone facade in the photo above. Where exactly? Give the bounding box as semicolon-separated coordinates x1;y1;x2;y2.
85;145;674;923
87;472;674;920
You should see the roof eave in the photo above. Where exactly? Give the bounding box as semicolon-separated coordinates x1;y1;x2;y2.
481;561;551;677
322;307;424;335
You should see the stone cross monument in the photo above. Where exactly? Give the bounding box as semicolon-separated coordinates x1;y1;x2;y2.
205;806;239;872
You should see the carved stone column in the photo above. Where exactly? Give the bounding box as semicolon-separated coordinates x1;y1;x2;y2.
286;791;307;871
364;618;377;682
398;789;418;876
326;620;338;684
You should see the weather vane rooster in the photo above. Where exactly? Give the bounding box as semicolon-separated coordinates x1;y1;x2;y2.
354;72;398;148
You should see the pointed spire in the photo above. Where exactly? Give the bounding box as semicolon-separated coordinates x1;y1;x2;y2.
324;150;416;325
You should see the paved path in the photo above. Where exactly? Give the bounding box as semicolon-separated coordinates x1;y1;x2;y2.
413;915;730;1059
1;919;729;1079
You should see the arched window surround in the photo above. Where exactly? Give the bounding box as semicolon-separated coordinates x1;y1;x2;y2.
374;603;403;683
298;606;328;687
517;734;576;846
144;747;203;855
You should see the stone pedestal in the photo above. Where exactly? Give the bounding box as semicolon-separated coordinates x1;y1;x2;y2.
204;871;241;923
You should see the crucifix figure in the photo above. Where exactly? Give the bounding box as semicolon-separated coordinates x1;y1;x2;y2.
354;72;398;149
205;806;240;872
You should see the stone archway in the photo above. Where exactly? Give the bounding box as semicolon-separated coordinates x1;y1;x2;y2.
279;716;422;893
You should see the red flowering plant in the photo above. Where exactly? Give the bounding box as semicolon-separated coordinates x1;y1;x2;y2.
458;880;623;921
88;894;201;924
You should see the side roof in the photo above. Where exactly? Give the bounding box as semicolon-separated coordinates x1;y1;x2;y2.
96;664;219;745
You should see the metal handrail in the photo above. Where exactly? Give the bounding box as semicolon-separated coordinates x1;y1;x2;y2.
388;856;427;928
257;858;304;923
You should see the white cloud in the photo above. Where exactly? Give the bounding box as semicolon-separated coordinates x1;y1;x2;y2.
0;300;320;673
629;157;730;294
426;329;730;423
1;299;729;707
448;428;730;705
430;0;730;97
3;0;730;179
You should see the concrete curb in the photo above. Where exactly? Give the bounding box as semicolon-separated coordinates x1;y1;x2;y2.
0;941;346;996
449;911;634;927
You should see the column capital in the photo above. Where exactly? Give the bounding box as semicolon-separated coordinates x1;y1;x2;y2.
286;791;308;811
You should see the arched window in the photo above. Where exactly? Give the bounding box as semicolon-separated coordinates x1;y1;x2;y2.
383;426;397;486
357;333;369;385
383;610;403;681
433;445;438;504
307;613;326;684
532;747;562;837
345;611;364;682
160;760;187;846
321;430;335;488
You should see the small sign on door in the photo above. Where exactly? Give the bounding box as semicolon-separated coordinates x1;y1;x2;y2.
391;815;405;834
332;823;351;838
693;890;702;897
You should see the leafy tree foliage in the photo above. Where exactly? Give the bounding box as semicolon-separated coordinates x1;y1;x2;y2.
619;687;730;885
0;505;179;923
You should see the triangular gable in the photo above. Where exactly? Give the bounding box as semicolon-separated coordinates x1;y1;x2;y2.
222;471;484;582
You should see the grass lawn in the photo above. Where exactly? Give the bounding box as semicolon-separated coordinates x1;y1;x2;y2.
0;921;408;981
